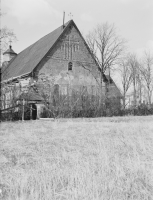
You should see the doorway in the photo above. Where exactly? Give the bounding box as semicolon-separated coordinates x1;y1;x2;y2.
32;104;37;120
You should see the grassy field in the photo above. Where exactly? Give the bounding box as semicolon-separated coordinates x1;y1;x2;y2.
0;116;153;200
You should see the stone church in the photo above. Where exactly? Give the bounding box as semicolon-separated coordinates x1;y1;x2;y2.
1;20;122;119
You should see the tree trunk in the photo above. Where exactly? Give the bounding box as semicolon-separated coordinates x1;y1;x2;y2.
133;80;137;109
148;90;152;107
99;72;103;116
139;84;142;104
123;91;126;110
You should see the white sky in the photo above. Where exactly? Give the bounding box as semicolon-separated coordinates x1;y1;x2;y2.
2;0;153;56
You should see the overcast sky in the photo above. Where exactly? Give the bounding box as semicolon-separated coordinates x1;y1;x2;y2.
2;0;153;56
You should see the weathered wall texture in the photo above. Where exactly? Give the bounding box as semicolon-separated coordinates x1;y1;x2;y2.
36;25;105;95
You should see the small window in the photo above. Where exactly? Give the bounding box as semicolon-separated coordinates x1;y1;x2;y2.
68;62;73;71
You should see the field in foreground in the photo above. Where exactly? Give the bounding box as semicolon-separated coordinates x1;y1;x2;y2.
0;116;153;200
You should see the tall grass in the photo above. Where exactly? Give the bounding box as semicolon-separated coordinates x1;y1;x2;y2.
0;116;153;199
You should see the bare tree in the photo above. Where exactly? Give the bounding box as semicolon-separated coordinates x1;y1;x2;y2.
118;57;132;109
86;22;125;103
139;51;153;106
0;13;17;114
35;72;55;105
0;11;17;67
127;53;140;108
86;23;125;75
0;27;17;50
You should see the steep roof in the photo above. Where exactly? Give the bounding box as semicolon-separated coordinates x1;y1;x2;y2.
2;20;72;82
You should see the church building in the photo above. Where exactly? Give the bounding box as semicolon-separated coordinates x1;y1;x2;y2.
1;20;122;119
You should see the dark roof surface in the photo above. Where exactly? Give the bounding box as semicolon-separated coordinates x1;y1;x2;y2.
2;20;72;81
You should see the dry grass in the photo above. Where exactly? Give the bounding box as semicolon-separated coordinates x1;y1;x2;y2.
0;116;153;200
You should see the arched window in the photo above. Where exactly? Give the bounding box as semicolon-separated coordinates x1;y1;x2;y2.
68;62;73;71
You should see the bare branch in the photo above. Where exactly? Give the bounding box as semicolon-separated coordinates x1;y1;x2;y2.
118;57;132;108
0;26;17;52
86;22;125;76
139;51;153;105
76;62;100;86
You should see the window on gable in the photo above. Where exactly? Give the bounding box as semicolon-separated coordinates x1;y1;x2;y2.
68;62;73;71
